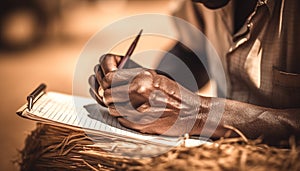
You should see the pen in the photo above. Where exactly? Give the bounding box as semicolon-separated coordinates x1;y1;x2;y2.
118;29;143;69
27;83;47;111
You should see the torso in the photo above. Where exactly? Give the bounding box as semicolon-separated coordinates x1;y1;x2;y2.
174;0;300;108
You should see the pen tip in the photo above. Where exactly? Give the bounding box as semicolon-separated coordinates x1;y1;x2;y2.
138;29;143;35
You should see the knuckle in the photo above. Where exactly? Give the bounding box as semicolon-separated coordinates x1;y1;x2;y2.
140;69;156;77
131;70;156;95
99;53;112;62
136;103;150;113
108;107;119;117
106;71;115;80
141;70;152;76
99;54;107;63
136;84;150;94
103;89;111;99
102;71;115;88
99;54;111;67
100;53;122;64
130;83;152;98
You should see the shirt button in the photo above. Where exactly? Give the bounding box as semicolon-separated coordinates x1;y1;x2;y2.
247;23;253;28
258;0;267;6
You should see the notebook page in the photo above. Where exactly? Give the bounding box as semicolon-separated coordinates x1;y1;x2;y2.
28;92;184;146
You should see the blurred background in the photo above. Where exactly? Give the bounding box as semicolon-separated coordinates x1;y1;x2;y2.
0;0;176;170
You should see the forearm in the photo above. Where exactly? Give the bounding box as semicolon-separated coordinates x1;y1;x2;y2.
195;96;300;145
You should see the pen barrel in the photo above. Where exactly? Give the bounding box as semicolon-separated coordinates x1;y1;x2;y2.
118;29;142;69
117;56;129;69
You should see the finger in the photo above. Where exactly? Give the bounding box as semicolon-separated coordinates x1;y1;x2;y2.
101;68;145;90
89;74;106;101
117;117;151;133
117;117;175;135
94;64;104;82
118;117;141;131
103;85;147;107
89;75;104;98
89;88;106;106
88;75;105;105
93;64;100;75
100;54;122;75
103;86;129;105
88;75;100;91
106;69;154;104
107;102;135;117
117;108;193;136
106;104;121;117
136;104;175;118
109;102;174;119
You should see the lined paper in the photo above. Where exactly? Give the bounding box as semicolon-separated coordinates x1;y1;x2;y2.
28;92;185;146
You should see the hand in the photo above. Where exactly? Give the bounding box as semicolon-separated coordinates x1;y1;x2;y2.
89;54;205;136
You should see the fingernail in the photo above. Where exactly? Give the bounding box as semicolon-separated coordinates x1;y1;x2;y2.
98;87;104;97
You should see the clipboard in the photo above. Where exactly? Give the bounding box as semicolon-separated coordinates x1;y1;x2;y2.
17;84;209;147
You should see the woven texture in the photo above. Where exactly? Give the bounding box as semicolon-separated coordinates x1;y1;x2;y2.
20;123;300;171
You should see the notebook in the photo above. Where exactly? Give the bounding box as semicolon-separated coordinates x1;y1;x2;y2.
17;91;209;147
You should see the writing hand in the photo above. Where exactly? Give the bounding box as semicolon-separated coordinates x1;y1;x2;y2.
89;54;205;136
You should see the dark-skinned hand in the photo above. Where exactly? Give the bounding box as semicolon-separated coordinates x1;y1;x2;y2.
89;54;206;136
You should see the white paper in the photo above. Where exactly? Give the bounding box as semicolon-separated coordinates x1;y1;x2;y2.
26;92;208;147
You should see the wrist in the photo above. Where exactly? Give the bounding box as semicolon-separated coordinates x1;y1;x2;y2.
189;96;210;135
190;96;229;138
